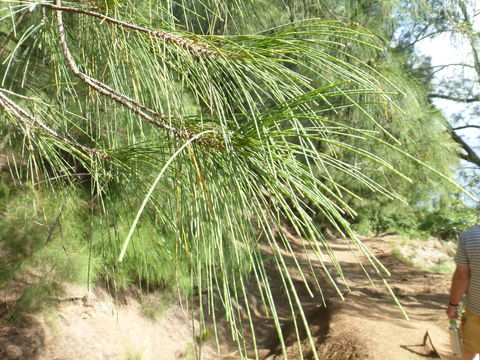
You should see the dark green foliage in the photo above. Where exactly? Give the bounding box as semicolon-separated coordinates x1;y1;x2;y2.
352;199;478;241
419;204;478;240
352;210;418;237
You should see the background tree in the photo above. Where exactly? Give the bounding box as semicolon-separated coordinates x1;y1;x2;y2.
394;0;480;180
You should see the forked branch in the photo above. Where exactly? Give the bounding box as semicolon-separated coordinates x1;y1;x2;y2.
53;0;221;148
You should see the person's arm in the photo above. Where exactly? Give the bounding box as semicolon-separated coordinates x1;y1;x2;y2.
447;265;470;319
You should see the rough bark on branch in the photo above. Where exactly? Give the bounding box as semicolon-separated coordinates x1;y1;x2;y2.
53;0;222;148
44;3;220;57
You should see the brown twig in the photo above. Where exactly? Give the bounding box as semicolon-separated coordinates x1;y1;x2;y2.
44;3;220;57
0;91;107;159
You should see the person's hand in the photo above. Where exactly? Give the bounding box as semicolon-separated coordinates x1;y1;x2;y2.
446;304;459;320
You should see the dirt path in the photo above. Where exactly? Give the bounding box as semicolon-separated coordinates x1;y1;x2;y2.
315;235;453;360
215;233;455;360
0;234;455;360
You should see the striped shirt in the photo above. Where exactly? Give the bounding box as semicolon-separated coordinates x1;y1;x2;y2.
456;226;480;315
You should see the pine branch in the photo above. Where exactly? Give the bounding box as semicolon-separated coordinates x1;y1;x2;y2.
53;0;222;148
44;3;221;57
0;90;107;159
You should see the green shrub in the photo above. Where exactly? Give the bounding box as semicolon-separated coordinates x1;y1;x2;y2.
352;208;420;237
6;281;64;322
351;215;374;237
352;201;478;241
0;183;194;298
419;206;478;240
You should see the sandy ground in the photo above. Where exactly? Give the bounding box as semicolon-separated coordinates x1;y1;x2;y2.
0;234;456;360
